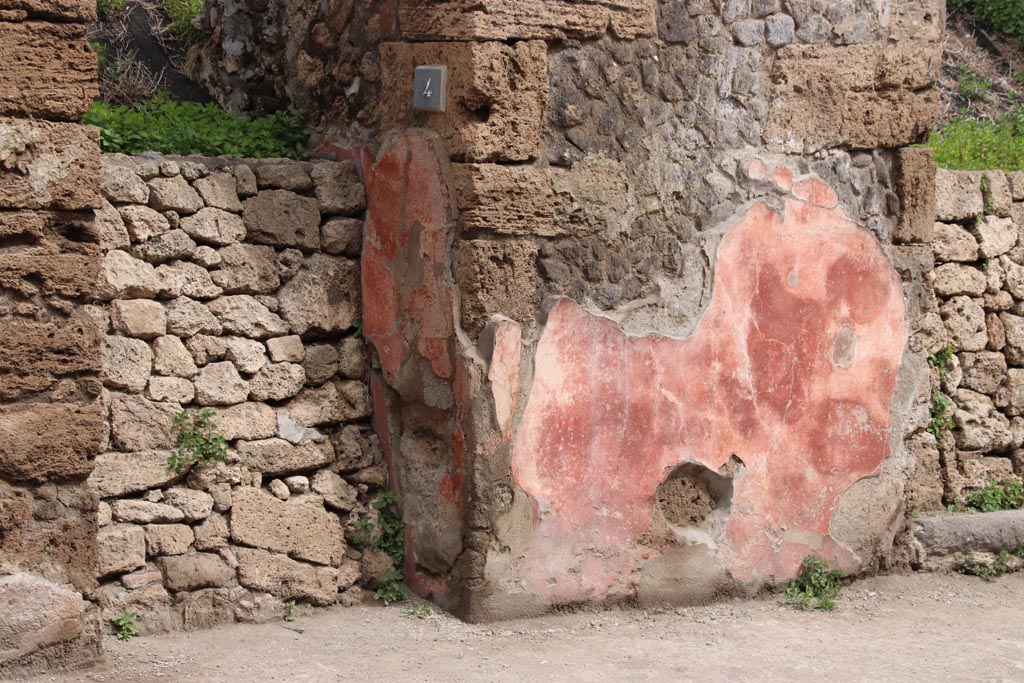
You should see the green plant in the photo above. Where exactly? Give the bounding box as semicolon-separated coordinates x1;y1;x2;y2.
401;603;433;619
928;109;1024;171
981;176;995;213
83;94;308;159
163;0;203;42
957;64;993;103
283;599;298;622
963;477;1024;512
110;612;141;640
958;549;1024;581
97;0;129;19
927;346;955;380
950;0;1024;45
785;556;844;611
354;490;410;605
168;408;228;474
927;389;955;440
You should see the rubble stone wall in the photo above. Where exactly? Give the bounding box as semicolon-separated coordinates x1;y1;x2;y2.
0;0;106;676
87;153;382;635
904;168;1024;514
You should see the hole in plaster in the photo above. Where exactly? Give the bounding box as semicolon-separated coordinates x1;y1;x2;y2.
655;462;733;529
470;104;492;123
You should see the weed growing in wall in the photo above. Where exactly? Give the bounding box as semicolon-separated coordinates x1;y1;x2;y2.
354;490;409;605
958;548;1024;581
785;556;843;611
168;408;228;474
83;94;308;159
959;477;1024;512
927;389;955;440
110;612;141;640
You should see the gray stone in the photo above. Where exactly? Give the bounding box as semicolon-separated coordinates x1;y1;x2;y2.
159;553;235;591
207;295;289;339
88;451;179;498
249;363;306;401
215;402;278;441
98;524;145;576
156;260;222;300
146;376;195;403
193;361;249;405
110;499;185;524
145;524;194;556
97;250;161;300
266;335;304;362
277;409;325;445
230;487;344;566
210;244;280;294
109;394;180;451
119;205;170;242
180;207;247;246
194;172;242;213
148;176;204;214
234;438;334;477
278;255;359;336
101;335;152;392
732;19;764;45
311;161;365;216
166;297;223;337
320;217;363;257
162;487;215;522
915;509;1024;557
764;13;794;46
134;229;197;264
242;190;321;250
111;299;166;339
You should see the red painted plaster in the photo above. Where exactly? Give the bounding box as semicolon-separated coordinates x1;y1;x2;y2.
512;185;906;599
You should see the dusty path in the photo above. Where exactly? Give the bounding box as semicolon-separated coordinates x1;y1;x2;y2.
26;573;1024;683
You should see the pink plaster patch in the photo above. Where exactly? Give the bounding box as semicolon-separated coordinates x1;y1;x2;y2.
793;176;840;209
512;191;905;599
487;318;522;443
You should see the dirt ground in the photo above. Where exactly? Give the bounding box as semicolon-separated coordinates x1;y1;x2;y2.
24;572;1024;683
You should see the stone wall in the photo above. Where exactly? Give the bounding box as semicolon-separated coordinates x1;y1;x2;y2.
903;168;1024;513
87;153;381;635
0;0;105;676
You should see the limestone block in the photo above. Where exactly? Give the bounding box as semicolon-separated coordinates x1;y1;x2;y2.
986;312;1006;351
148;176;203;214
210;244;280;294
162;488;214;522
1003;368;1024;417
0;401;102;482
906;431;943;511
185;334;227;366
88;451;178;498
973;215;1017;258
302;345;338;385
156;261;222;300
193;173;242;213
193;246;221;268
958;352;1007;396
952;389;1013;452
962;455;1016;488
336;337;368;379
242;190;320;250
146;376;194;403
233;438;334;477
230;488;344;566
932;222;979;262
101;160;149;204
235;547;338;606
266;335;304;363
223;337;268;374
159;553;235;592
278;255;359;336
765;13;794;46
940;296;987;352
214;402;278;441
255;162;311;192
397;0;654;41
381;41;547;162
311;162;365;216
282;380;371;427
1008;172;1024;201
932;263;985;297
97;250;161;300
1001;313;1024;366
119;205;170;242
207;295;289;339
0;119;99;210
320;217;363;257
894;147;936;244
194;514;229;551
283;476;309;494
268;479;289;500
93;199;131;250
109;394;180;451
111;299;167;339
101;335;152;392
193;361;249;405
249;363;305;401
233;165;257;196
110;499;185;524
134;229;197;264
145;524;194;556
310;469;358;512
983;171;1012;218
0;0;96;21
166;297;222;338
98;524;146;577
935;170;984;222
151;335;198;378
180;207;246;246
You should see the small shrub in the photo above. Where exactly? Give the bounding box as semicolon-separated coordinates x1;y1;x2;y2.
354;490;410;605
927;346;955;380
375;568;410;606
163;0;204;42
963;477;1024;512
785;556;843;611
958;549;1024;581
110;612;141;640
950;0;1024;45
927;389;955;440
283;599;298;622
957;64;993;103
401;603;433;619
83;94;308;159
168;408;228;474
97;0;129;19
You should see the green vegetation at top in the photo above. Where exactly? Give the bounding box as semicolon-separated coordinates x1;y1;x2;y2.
163;0;204;42
950;0;1024;45
928;108;1024;171
83;94;308;159
785;556;844;611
